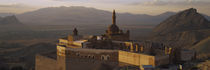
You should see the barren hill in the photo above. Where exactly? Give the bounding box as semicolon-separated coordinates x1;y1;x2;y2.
153;8;210;35
192;37;210;54
152;8;210;48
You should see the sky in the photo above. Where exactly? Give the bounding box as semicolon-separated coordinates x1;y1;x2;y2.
0;0;210;15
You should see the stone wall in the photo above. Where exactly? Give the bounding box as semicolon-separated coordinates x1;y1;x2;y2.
65;48;118;62
36;48;169;70
118;51;155;67
57;55;66;70
57;48;119;70
57;45;66;56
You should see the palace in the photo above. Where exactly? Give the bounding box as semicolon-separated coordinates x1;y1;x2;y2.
35;10;196;70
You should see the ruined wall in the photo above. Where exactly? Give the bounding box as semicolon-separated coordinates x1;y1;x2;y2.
118;51;155;67
35;55;57;70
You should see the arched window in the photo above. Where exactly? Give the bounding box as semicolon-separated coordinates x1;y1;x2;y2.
101;55;111;60
84;56;87;58
88;55;92;58
101;55;105;60
106;55;110;60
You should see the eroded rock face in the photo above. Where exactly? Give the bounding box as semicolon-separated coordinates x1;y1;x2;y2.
152;8;210;48
0;15;22;25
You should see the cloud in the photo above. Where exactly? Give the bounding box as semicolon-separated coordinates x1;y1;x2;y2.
0;3;32;8
49;0;91;2
0;4;20;8
0;3;38;13
47;0;136;4
125;0;210;16
143;0;167;6
129;0;210;6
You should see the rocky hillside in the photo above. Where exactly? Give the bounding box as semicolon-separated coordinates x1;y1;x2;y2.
191;37;210;59
153;8;210;35
192;37;210;54
152;8;210;48
0;42;56;70
0;15;22;25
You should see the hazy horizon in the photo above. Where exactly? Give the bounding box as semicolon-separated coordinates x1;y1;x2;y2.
0;0;210;16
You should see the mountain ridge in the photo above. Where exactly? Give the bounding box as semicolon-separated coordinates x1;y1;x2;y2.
0;6;202;26
14;6;182;25
152;8;210;48
153;8;210;35
1;6;210;26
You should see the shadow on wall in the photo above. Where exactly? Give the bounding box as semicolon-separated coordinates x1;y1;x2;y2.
0;66;26;70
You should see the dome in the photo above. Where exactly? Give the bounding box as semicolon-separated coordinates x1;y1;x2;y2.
108;24;120;34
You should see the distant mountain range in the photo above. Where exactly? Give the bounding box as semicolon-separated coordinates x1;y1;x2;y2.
0;13;14;17
152;8;210;48
14;6;210;26
0;15;22;25
0;6;209;26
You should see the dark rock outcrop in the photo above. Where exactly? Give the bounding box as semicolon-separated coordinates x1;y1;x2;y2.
0;15;22;25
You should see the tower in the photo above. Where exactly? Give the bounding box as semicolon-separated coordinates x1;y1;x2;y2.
73;28;78;36
104;10;130;41
112;10;116;25
107;10;120;35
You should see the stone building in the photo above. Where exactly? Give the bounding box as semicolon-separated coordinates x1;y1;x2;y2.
36;30;171;70
35;10;193;70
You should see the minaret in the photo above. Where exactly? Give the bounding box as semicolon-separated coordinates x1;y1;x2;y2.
73;28;78;36
112;10;116;25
